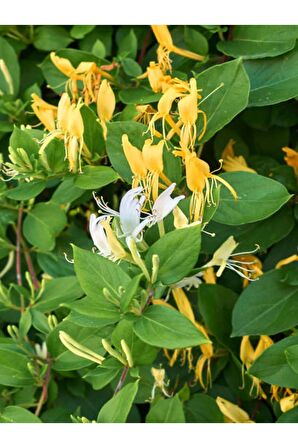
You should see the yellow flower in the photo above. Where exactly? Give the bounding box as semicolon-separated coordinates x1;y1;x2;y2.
202;267;217;284
31;94;57;132
216;397;255;423
185;152;238;222
134;104;157;127
39;93;87;173
150;367;172;400
280;394;298;413
282;146;298;175
96;79;116;139
203;236;260;280
177;78;207;148
50;52;114;104
232;254;263;288
240;335;273;399
275;254;298;269
161;287;213;389
122;134;170;200
122;134;148;188
151;25;204;72
222;139;256;173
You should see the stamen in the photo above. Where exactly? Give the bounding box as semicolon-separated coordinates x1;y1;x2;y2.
232;245;260;257
64;252;74;264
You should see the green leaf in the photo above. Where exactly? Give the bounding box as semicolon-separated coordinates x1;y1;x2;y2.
277;407;298;423
185;393;224;423
198;284;238;349
19;309;32;339
184;26;209;55
40;138;68;174
217;26;298;59
73;245;131;299
145;224;201;285
70;25;95;40
106;121;148;183
5;180;46;200
249;335;298;388
232;268;298;336
84;358;122;390
33;25;73;51
51;177;84;205
80;105;105;157
97;381;139;423
117;28;137;59
0;347;34;387
196;59;250;142
119;87;161;105
285;345;298;373
33;276;83;313
92;40;106;59
68;295;120;328
0;36;20;96
245;46;298;106
0;406;41;423
213;172;291;225
10;126;39;156
74;166;119;190
23;202;67;251
112;319;158;366
146;396;185;423
122;58;143;77
133;305;209;349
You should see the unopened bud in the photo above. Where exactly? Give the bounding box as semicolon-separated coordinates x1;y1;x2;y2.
121;339;134;368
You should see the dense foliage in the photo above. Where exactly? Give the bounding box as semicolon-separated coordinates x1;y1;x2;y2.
0;25;297;423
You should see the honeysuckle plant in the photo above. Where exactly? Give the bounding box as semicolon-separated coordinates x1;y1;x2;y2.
0;24;297;424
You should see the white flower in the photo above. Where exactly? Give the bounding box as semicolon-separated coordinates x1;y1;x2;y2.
89;214;112;258
35;342;48;360
203;236;259;280
93;187;148;242
174;272;203;290
150;183;185;224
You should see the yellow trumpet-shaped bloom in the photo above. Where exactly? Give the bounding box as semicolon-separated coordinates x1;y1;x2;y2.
240;335;273;399
96;79;116;139
282;146;298;175
101;218;128;262
50;52;114;104
162;287;213;389
122;134;148;187
150;367;172;400
31;94;57;132
185;152;237;222
222;139;256;173
275;254;298;269
151;25;204;72
39;92;87;173
122;134;169;200
177;78;207;148
280;393;298;413
216;397;255;423
232;254;263;288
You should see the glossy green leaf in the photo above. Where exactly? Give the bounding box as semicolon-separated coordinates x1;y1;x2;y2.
5;180;46;200
145;224;201;285
97;381;139;423
74;165;119;190
217;26;298;59
33;26;73;51
232;268;298;336
214;172;291;225
146;396;185;423
245;46;298;106
133;305;209;349
33;276;83;312
196;59;250;142
73;245;131;299
185;394;224;423
0;406;41;423
0;36;20;96
249;335;298;388
23;202;67;251
0;347;34;387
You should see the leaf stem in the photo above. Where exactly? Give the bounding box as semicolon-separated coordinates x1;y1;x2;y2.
35;358;52;417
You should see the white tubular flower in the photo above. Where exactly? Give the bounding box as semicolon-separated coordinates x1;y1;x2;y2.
174;272;203;290
203;236;260;280
151;183;185;223
89;214;112;258
93;187;148;242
